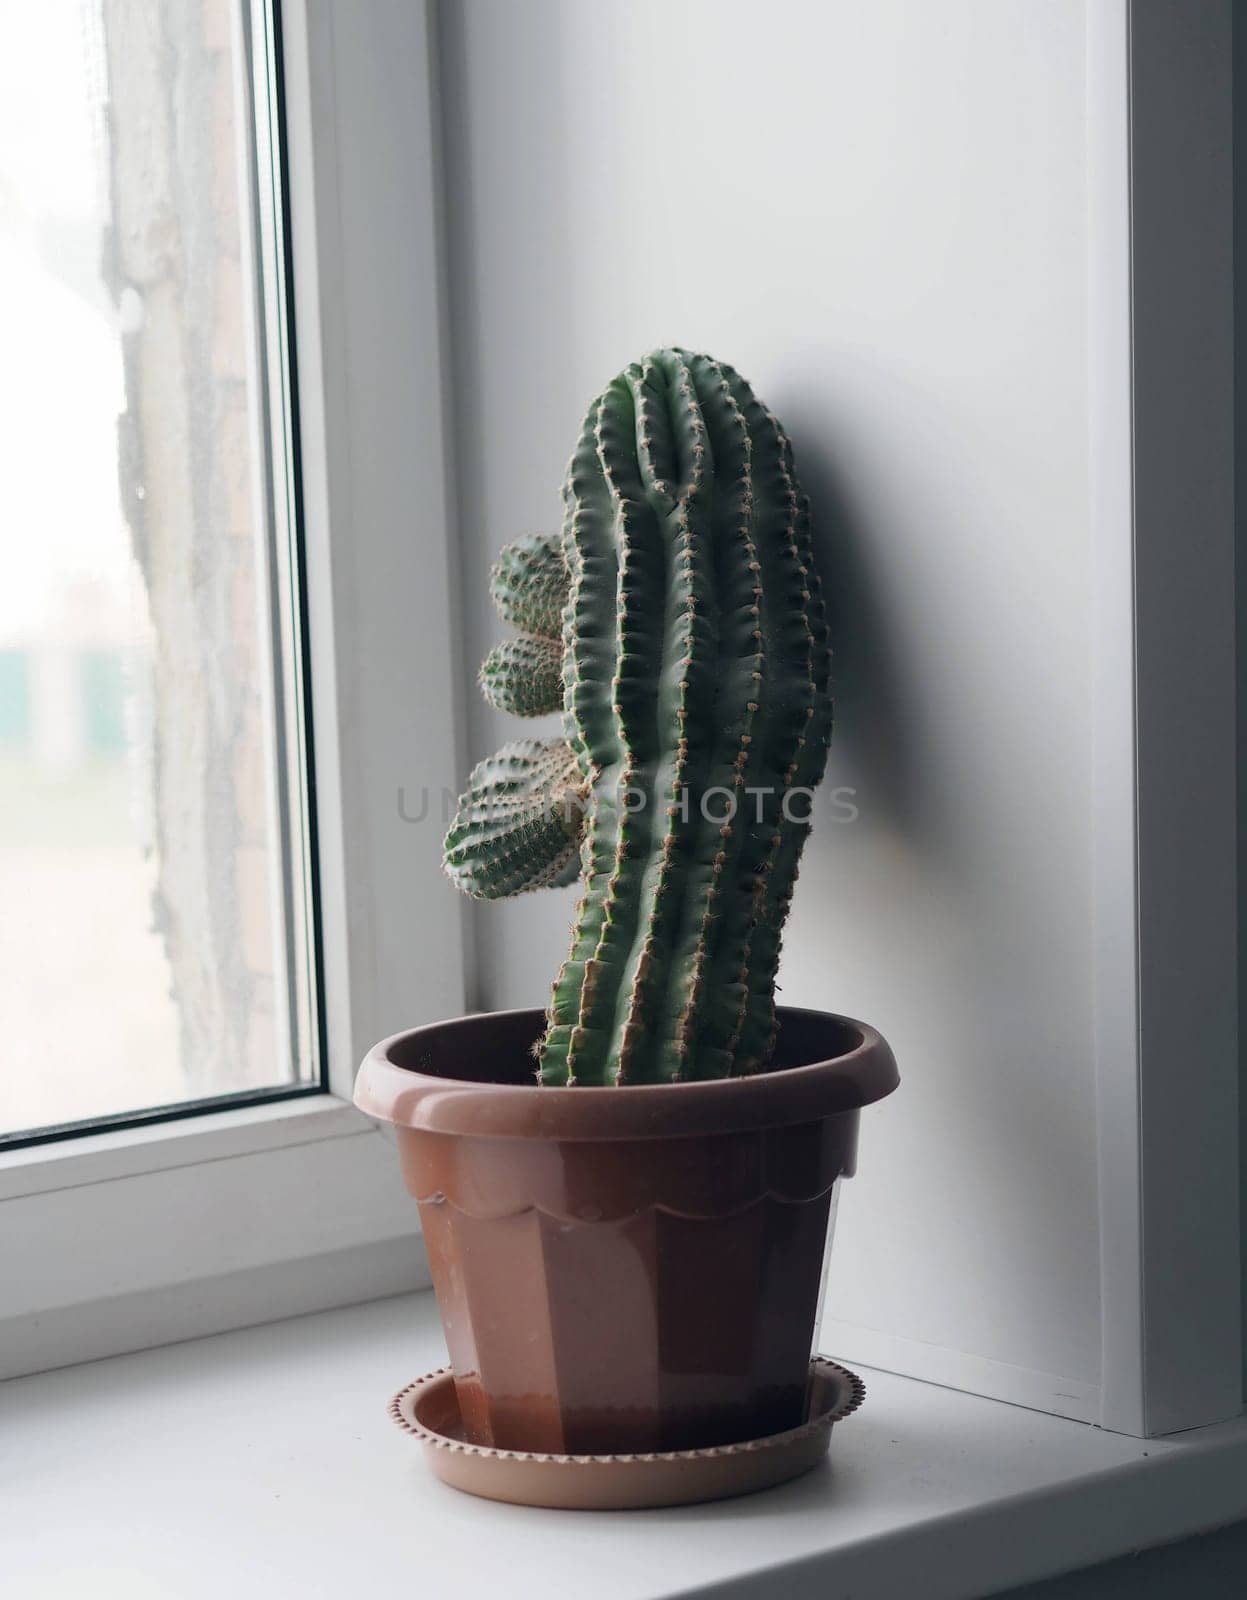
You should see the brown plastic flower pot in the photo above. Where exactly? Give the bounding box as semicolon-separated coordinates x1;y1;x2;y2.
355;1005;897;1457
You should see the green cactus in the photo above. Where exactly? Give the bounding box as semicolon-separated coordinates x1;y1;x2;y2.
443;348;831;1083
479;635;562;717
488;531;569;638
444;737;585;900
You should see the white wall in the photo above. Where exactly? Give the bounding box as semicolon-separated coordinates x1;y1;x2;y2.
437;0;1101;1414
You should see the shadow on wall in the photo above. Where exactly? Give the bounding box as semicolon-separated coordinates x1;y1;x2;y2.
773;384;921;836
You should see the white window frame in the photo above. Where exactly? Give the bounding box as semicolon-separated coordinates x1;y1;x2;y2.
0;0;467;1379
1087;0;1239;1437
0;0;1239;1446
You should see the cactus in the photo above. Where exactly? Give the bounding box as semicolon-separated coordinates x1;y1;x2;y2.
443;737;585;900
443;349;831;1083
479;635;562;717
489;530;569;638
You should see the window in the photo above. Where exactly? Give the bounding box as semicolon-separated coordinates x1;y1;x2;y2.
0;0;320;1146
0;0;458;1383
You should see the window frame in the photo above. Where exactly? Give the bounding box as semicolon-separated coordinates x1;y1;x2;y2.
0;0;467;1379
1088;0;1239;1437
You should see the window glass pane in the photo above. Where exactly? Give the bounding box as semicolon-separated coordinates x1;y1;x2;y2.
0;0;318;1142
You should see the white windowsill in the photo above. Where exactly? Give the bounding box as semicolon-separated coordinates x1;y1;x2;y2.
4;1291;1245;1600
0;1093;374;1200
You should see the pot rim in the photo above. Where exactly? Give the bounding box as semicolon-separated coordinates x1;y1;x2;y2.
354;1005;898;1141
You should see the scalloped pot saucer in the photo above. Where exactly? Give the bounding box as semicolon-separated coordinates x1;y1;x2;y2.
390;1359;865;1510
356;1005;898;1502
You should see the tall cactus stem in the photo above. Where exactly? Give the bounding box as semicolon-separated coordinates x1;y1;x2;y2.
443;349;831;1085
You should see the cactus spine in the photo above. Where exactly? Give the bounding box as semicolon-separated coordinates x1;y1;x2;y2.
443;349;831;1084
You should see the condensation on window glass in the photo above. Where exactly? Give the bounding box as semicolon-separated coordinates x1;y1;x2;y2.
0;0;315;1138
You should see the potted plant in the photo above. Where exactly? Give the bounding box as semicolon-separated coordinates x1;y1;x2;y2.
356;349;897;1499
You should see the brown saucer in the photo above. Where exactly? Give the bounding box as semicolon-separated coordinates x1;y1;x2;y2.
387;1357;865;1510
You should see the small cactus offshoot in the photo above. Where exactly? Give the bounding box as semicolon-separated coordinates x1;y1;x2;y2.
443;349;831;1084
